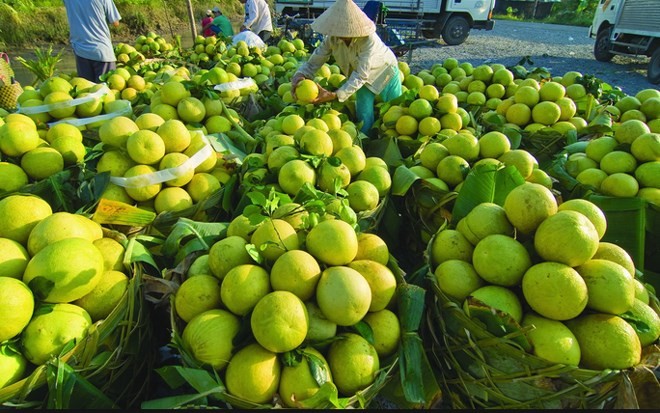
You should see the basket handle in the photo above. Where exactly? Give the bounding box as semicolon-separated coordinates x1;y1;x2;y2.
0;52;9;64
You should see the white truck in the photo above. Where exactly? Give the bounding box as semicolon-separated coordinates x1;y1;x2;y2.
589;0;660;84
274;0;497;45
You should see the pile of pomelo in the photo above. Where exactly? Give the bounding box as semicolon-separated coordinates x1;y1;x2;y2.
0;194;130;389
172;202;401;406
556;89;659;204
430;182;659;370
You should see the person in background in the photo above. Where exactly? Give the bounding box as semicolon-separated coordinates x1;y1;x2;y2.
291;0;402;135
63;0;121;82
201;9;214;37
239;0;273;42
206;6;234;37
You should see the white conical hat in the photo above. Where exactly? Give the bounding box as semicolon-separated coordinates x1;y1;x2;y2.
311;0;376;37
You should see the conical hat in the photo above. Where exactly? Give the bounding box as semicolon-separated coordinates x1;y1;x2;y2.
311;0;376;37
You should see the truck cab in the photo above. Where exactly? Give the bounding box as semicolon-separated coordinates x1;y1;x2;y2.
589;0;660;83
274;0;496;45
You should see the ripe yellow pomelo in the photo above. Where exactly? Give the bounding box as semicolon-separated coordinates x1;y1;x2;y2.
576;168;608;190
0;277;34;342
93;237;125;272
174;274;222;322
154;187;193;213
126;129;166;165
208;235;253;280
20;147;64;181
306;219;358;266
21;303;92;365
614;119;650;145
270;250;321;301
335;145;366;177
472;234;532;287
0;121;40;157
251;291;308;353
436;155;470;187
592;242;636;277
600;150;637;174
186;172;221;203
98;116;139;148
327;332;379;396
0;345;27;388
279;346;333;408
419;142;449;171
46;123;82;144
566;313;641;370
0;162;29;193
157;119;192;154
0;195;52;245
177;96;206;123
521;312;580;366
96;150;136;177
456;202;514;246
225;343;281;403
304;301;337;343
557;199;607;240
434;259;484;302
26;212;101;256
123;164;162;202
317;159;351;192
74;270;129;321
160;80;190;106
250;218;299;262
0;238;30;279
221;264;271;316
357;166;392;198
354;232;389;265
503;182;558;234
443;133;480;162
347;260;397;312
159;152;194;187
600;172;639;197
278;159;317;196
430;229;474;267
498;149;538;179
635;161;660;188
43;91;76;119
272;202;308;231
478;131;511;159
585;136;618;162
534;210;599;267
531;101;561;125
51;136;86;165
23;237;104;303
624;298;660;346
181;309;240;370
630;132;660;162
522;262;588;320
576;259;635;315
296;79;319;104
505;102;532;126
467;285;523;323
363;309;401;358
316;266;371;326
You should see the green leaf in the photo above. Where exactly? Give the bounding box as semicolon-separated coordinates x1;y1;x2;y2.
451;164;525;224
46;359;117;409
391;165;420;196
125;237;160;271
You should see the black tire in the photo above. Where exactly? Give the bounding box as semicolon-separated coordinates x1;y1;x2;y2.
594;28;614;62
649;47;660;84
441;16;470;46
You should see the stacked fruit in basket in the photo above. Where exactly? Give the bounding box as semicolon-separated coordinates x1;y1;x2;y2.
169;199;406;407
430;182;659;370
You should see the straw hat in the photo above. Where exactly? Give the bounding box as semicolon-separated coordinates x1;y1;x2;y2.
311;0;376;37
206;9;213;16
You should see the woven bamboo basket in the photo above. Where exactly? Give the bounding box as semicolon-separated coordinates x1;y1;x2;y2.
0;82;23;111
0;248;154;409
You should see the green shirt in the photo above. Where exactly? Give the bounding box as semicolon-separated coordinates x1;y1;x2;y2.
212;15;234;37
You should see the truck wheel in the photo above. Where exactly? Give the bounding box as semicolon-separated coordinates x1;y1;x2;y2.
441;16;470;46
594;28;614;62
649;48;660;84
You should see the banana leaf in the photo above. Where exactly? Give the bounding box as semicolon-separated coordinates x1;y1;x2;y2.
363;136;404;168
159;218;229;265
450;163;525;225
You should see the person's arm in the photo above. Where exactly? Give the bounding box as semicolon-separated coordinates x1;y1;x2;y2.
241;0;257;31
106;0;121;27
291;37;333;99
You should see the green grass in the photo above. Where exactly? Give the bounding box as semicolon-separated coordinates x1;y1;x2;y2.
493;11;594;27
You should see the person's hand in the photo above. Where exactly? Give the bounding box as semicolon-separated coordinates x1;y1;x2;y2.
290;72;306;100
313;85;336;104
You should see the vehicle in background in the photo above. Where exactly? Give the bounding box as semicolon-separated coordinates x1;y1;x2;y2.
274;0;497;45
589;0;660;84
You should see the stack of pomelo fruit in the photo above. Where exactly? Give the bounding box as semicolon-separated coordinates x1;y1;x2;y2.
426;181;659;408
0;193;150;406
169;198;404;408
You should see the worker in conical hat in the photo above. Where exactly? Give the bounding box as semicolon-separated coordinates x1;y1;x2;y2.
291;0;402;135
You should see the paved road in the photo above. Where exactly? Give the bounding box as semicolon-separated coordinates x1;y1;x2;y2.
408;19;656;96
